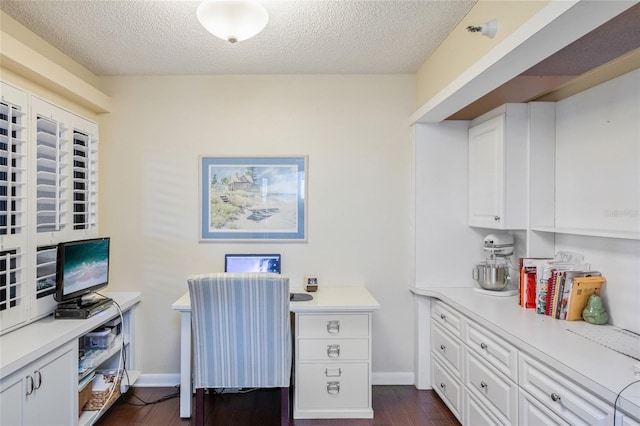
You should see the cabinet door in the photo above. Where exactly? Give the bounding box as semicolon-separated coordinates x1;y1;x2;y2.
24;343;77;426
0;372;25;425
468;114;505;228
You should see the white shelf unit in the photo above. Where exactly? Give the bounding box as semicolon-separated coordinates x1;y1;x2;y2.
0;292;141;426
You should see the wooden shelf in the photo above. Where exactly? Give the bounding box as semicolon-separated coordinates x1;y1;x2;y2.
531;226;640;240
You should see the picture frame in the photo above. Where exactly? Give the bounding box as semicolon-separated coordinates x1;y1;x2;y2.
200;156;307;241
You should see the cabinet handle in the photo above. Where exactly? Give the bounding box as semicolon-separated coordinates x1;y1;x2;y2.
480;342;487;350
326;320;340;334
550;393;561;402
326;381;340;395
440;383;446;391
325;368;342;377
494;216;500;222
440;344;446;351
26;375;34;395
34;370;42;390
326;344;341;358
480;381;488;389
440;314;446;320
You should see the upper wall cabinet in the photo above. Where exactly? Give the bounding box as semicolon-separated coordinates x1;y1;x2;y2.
468;104;528;230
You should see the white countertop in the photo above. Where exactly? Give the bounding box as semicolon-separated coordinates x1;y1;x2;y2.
0;292;141;378
411;286;640;419
172;287;380;313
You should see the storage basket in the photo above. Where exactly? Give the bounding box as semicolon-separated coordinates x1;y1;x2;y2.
84;375;120;411
78;380;93;416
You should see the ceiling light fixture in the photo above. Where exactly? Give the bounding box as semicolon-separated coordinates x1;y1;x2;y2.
466;19;498;39
197;0;268;43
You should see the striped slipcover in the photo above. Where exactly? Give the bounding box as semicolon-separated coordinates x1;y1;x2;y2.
187;273;291;389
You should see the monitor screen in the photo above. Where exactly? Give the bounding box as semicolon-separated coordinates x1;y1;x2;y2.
224;254;281;274
54;237;110;303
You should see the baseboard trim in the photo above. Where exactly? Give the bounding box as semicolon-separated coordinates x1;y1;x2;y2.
135;373;180;387
371;372;414;385
136;372;415;388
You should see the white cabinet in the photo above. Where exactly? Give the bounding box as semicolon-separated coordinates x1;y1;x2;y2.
0;292;140;426
468;104;528;229
519;353;615;425
294;312;373;419
0;342;76;426
428;297;635;426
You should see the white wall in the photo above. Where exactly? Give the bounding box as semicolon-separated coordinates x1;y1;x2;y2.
98;74;416;382
554;69;640;333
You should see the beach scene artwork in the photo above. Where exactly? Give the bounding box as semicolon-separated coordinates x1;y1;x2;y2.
201;157;306;240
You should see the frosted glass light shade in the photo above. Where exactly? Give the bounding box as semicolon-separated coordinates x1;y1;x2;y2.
197;0;268;43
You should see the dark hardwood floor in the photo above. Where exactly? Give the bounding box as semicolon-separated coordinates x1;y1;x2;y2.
95;386;460;426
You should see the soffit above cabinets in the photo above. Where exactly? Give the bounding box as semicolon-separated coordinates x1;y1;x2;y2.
447;3;640;120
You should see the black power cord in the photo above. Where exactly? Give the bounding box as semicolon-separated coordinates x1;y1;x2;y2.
613;378;640;426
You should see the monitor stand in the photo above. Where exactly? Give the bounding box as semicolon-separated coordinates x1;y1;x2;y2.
55;294;112;319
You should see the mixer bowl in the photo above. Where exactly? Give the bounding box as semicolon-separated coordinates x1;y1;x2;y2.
473;262;510;291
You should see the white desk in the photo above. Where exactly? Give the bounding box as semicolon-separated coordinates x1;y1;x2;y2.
171;287;380;419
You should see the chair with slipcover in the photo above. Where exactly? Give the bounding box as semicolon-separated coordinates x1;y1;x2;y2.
187;272;291;426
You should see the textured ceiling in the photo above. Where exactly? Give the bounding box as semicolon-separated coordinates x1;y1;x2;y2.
0;0;476;76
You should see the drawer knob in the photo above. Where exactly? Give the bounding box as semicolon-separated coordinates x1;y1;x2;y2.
494;216;500;222
480;381;488;389
326;381;340;395
550;393;561;402
480;342;487;350
326;344;341;358
326;320;340;334
325;368;342;377
440;313;446;320
440;383;446;391
440;344;446;351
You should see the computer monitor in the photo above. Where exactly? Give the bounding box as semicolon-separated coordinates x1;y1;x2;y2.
224;254;281;274
54;237;110;303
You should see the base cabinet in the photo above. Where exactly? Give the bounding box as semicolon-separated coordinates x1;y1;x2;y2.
0;342;76;426
294;312;374;419
430;299;631;426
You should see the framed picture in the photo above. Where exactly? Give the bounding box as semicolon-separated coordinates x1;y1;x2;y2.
200;156;307;241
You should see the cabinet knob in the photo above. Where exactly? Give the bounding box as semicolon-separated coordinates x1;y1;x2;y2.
326;320;340;334
440;344;446;351
326;381;341;395
480;381;488;389
440;314;446;320
494;216;501;222
480;342;487;350
550;393;561;402
326;344;341;358
440;383;446;391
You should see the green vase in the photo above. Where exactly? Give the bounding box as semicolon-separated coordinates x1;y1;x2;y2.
582;294;608;325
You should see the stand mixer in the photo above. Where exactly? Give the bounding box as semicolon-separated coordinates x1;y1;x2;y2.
472;233;518;296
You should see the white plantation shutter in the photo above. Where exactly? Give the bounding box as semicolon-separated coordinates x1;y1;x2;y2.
72;129;97;230
36;115;68;233
0;249;27;330
0;99;26;238
35;245;57;299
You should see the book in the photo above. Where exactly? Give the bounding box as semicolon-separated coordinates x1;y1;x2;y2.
545;269;558;316
519;258;552;310
566;276;606;321
558;271;601;320
553;272;565;319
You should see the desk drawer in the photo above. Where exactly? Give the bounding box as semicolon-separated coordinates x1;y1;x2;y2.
431;301;462;338
465;349;517;424
519;353;613;426
296;362;369;410
298;338;369;361
432;357;462;420
431;322;462;376
297;314;369;338
464;320;517;381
